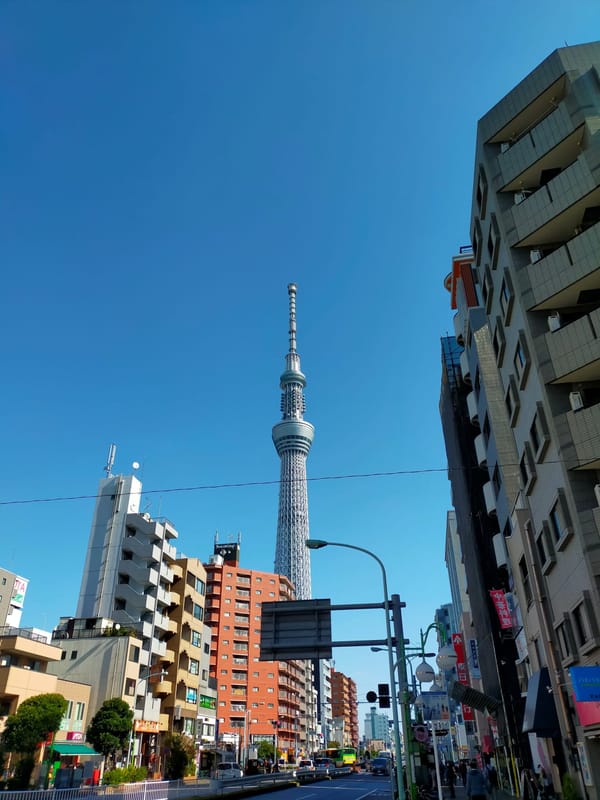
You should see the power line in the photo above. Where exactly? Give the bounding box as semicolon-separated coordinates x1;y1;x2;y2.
0;456;588;507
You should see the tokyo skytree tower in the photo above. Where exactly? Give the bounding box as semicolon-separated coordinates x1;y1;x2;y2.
273;283;314;600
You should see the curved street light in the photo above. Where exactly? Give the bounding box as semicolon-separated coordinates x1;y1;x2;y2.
306;538;406;800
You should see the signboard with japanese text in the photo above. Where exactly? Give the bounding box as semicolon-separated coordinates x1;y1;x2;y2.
468;638;481;679
570;666;600;702
490;590;512;630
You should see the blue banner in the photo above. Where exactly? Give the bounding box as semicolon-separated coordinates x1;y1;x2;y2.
570;666;600;702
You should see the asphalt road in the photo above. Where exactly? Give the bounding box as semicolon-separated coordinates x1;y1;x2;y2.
247;773;393;800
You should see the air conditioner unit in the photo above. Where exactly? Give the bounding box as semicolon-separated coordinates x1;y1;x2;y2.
514;191;531;204
530;249;543;263
500;142;510;153
548;312;562;332
569;391;584;411
594;484;600;507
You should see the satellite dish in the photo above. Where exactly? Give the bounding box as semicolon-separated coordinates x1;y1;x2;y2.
132;462;140;470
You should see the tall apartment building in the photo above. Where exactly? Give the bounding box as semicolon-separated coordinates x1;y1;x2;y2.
76;464;217;769
330;670;358;749
204;541;305;761
443;41;600;798
0;568;28;628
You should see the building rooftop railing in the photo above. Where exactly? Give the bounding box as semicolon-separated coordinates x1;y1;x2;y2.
0;626;51;644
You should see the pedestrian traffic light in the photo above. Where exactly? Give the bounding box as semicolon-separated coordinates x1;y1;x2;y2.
378;683;390;708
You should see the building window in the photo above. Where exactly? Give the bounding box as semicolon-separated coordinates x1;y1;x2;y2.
572;603;590;649
548;491;572;550
530;403;550;461
204;643;210;654
505;375;520;426
70;651;78;660
193;603;204;621
556;618;574;662
191;630;202;647
482;266;494;313
129;645;140;663
513;331;531;388
195;578;206;595
487;213;500;269
75;702;85;721
189;659;199;675
519;557;532;606
186;687;198;704
125;678;136;696
267;687;274;693
519;443;537;494
202;669;208;681
499;270;514;324
537;523;556;574
476;166;488;220
493;317;506;366
472;218;482;266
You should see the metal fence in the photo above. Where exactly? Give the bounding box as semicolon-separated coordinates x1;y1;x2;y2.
0;779;212;800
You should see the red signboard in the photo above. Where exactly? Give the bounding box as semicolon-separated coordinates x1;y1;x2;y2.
452;633;474;721
490;590;512;630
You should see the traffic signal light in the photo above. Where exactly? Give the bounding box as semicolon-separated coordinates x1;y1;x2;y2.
378;683;390;708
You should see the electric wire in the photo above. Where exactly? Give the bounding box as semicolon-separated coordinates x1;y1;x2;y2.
0;456;592;507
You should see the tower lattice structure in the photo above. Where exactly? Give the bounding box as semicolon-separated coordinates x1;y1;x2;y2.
272;283;314;600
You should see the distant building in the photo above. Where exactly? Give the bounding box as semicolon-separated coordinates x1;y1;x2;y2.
0;567;28;628
364;706;390;750
331;669;358;748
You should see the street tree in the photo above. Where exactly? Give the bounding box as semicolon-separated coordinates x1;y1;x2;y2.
87;698;133;761
2;693;68;788
163;733;195;779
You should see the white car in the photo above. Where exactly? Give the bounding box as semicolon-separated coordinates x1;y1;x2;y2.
215;762;244;780
298;759;315;771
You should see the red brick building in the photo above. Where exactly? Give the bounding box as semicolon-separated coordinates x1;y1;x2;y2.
204;542;305;761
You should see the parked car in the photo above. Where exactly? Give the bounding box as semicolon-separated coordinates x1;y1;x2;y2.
314;757;334;769
215;762;244;780
298;759;315;771
370;757;391;776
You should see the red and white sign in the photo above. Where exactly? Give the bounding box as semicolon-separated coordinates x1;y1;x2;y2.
490;590;512;630
452;633;474;722
67;731;84;741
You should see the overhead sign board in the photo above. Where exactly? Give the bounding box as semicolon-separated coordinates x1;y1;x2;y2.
260;599;333;661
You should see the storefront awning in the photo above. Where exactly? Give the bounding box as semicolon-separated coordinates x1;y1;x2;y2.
522;667;560;736
51;743;100;756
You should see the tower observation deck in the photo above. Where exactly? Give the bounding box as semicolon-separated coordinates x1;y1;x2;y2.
272;283;314;600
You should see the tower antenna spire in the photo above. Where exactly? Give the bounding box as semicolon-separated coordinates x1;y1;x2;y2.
288;282;297;354
272;283;314;600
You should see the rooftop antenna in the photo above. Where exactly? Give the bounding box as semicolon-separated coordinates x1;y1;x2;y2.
288;283;297;354
104;443;117;478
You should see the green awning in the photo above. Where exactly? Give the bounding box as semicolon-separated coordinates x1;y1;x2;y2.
51;743;99;756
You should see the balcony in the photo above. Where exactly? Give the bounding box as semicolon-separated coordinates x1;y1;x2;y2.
483;481;497;516
0;666;57;695
169;591;182;607
474;434;487;468
506;140;600;249
527;222;600;312
152;679;173;697
545;307;600;384
466;391;479;426
566;402;600;469
498;103;580;190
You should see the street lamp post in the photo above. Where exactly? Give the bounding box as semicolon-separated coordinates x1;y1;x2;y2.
306;539;406;800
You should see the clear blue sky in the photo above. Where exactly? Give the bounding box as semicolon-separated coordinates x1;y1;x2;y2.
2;1;599;722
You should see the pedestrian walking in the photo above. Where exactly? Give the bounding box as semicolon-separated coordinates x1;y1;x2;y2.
466;760;488;800
521;768;538;800
446;762;457;799
484;763;498;799
459;761;468;786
